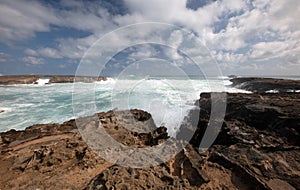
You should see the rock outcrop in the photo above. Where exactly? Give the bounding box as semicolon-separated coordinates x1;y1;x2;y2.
48;75;106;83
0;75;39;85
0;75;106;85
182;92;300;190
230;77;300;93
0;110;168;189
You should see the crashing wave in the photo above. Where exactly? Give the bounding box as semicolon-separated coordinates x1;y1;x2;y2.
35;78;50;85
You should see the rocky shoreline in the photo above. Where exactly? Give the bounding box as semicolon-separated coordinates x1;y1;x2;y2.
0;77;299;189
230;77;300;93
0;75;106;85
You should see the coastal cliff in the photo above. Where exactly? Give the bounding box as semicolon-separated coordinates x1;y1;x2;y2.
0;78;299;189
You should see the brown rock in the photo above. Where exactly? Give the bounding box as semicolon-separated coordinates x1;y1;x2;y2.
0;109;165;189
0;75;106;85
0;75;39;85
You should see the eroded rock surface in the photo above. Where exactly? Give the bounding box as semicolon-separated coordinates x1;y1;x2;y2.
0;109;167;189
186;93;300;190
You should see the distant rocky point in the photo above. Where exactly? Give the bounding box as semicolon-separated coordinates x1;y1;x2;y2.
228;74;237;78
0;75;106;85
230;77;300;93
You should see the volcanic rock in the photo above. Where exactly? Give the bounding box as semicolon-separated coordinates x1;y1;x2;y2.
184;92;300;189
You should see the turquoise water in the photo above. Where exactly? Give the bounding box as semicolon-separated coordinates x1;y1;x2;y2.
0;77;249;136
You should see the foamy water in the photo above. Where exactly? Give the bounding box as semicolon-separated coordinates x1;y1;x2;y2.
35;78;50;85
0;77;250;136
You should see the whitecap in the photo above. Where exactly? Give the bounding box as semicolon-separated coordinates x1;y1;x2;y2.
35;78;51;85
265;90;279;93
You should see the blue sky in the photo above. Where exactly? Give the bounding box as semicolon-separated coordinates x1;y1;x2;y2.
0;0;299;76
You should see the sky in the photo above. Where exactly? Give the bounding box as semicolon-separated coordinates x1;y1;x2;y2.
0;0;299;76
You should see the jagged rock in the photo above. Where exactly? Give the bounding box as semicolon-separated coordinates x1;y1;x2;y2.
187;92;300;189
84;143;240;190
0;109;167;189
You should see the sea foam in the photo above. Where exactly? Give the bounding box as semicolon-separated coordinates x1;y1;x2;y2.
35;78;51;85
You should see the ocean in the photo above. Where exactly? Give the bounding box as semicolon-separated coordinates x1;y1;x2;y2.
0;77;251;136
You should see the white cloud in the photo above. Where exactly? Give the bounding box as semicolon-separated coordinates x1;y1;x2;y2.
128;45;159;60
0;0;60;42
199;0;300;75
24;47;62;59
22;56;44;65
213;51;246;64
165;30;184;60
121;0;218;33
38;47;62;59
0;0;299;75
55;35;100;59
24;48;38;56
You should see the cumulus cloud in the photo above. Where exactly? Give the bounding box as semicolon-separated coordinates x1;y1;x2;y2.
0;0;60;42
24;48;38;56
0;0;299;75
38;47;62;59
